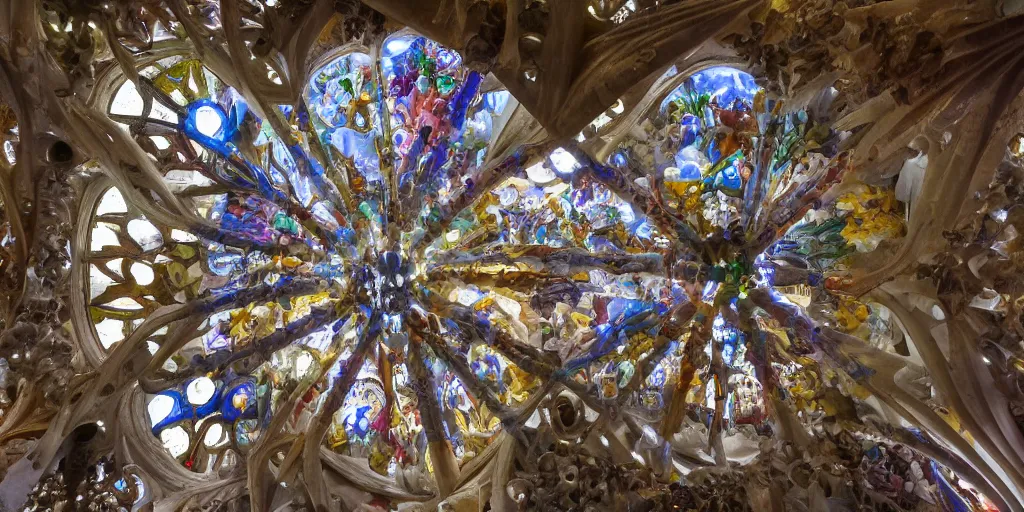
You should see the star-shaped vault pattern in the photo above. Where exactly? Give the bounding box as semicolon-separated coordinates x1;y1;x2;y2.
2;2;1024;512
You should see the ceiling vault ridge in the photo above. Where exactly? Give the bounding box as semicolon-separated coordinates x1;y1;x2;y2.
0;1;1023;511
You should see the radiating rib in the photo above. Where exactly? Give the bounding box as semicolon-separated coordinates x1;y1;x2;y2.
142;74;347;243
132;277;322;366
36;278;322;467
414;290;552;363
867;291;1024;493
428;245;665;279
140;301;342;392
659;304;714;438
411;140;557;253
302;310;381;511
567;144;702;253
406;336;460;496
248;306;364;512
430;298;606;414
881;427;1014;512
410;321;517;425
419;271;574;298
617;302;695;405
318;447;435;501
755;285;1024;508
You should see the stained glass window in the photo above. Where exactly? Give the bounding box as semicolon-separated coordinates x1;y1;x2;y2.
71;38;895;483
6;2;1024;511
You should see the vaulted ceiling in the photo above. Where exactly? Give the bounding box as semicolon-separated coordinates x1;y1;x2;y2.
2;1;1024;511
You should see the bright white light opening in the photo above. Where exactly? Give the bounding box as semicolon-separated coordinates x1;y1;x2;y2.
525;161;556;184
204;423;227;447
186;377;216;405
130;262;155;286
127;218;164;252
549;147;580;175
160;426;190;458
194;105;223;137
96;187;128;215
147;395;175;427
384;38;412;57
110;81;144;116
296;351;314;376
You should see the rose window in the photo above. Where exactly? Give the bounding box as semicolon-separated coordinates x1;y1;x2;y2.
3;3;1020;511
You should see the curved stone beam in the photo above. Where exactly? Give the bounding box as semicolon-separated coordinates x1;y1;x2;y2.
363;0;759;138
846;30;1024;296
872;289;1024;494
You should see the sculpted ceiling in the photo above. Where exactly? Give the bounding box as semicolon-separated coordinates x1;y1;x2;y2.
1;0;1024;510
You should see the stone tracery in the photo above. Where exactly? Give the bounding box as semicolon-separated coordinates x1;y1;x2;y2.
1;1;1024;511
